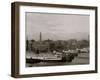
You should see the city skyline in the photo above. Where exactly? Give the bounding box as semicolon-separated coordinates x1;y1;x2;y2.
26;32;89;41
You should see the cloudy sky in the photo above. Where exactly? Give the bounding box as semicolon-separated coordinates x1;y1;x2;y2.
26;12;89;41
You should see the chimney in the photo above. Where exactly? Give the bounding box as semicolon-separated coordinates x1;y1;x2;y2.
40;32;42;41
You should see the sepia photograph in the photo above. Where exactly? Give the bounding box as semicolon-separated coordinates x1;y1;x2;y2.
25;12;90;67
11;2;97;77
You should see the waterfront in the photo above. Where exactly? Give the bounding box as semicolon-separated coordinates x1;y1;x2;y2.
25;12;90;67
26;52;89;67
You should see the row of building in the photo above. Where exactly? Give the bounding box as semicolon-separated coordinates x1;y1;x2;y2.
26;32;89;53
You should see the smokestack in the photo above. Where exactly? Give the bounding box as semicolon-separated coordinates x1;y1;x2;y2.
40;32;42;41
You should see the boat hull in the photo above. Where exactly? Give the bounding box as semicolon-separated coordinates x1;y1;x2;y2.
26;58;65;63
